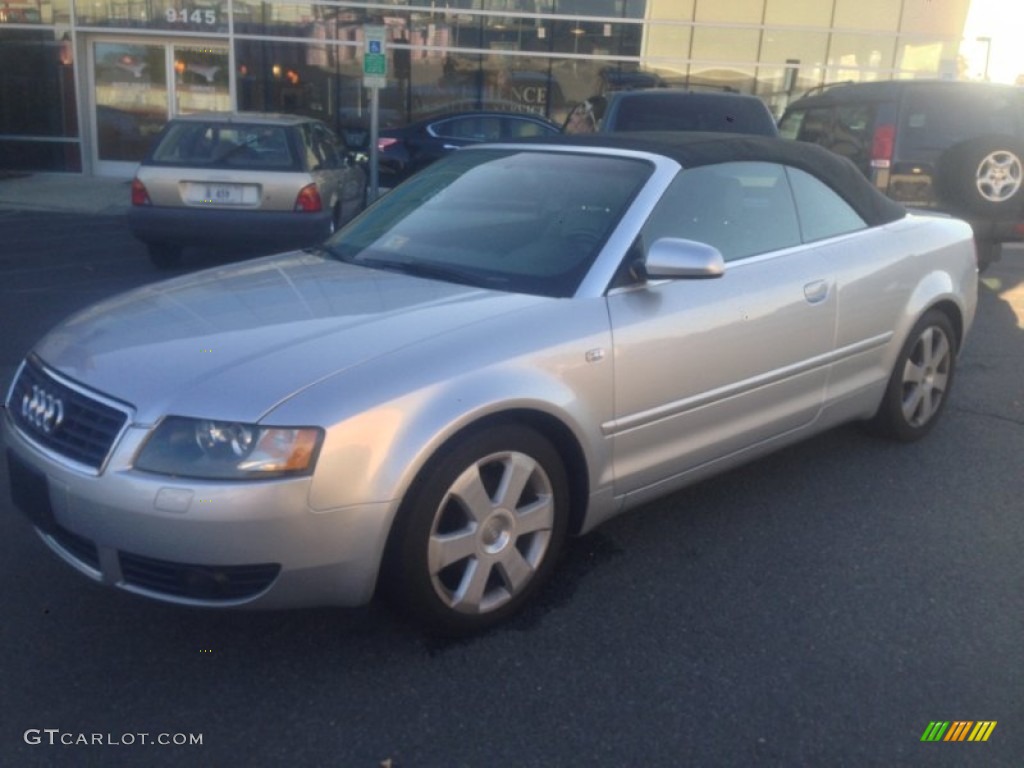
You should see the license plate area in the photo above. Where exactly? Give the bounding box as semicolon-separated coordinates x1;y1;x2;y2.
6;449;56;534
184;182;259;206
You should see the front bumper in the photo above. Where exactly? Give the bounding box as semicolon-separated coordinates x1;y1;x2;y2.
3;407;395;609
127;205;333;250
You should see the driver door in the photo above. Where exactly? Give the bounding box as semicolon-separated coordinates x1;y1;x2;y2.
607;161;837;498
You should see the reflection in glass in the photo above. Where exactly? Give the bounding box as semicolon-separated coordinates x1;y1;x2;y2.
174;46;230;113
93;42;168;162
690;27;759;91
0;28;80;171
826;34;896;82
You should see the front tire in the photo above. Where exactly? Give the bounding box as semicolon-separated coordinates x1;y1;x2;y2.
867;310;957;442
382;424;569;635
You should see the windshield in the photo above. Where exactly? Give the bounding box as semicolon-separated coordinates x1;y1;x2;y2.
326;148;652;297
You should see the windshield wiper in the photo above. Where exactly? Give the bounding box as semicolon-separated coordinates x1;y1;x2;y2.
212;136;259;163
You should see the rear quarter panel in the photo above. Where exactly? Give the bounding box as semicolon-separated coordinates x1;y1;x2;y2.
821;214;976;418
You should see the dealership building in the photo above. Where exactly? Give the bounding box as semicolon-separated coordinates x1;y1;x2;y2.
0;0;973;176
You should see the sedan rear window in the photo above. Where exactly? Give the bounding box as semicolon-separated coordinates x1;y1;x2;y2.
149;122;298;170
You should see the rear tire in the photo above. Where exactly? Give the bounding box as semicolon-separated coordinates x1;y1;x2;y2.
147;244;182;269
866;310;957;442
381;424;569;636
974;238;1002;273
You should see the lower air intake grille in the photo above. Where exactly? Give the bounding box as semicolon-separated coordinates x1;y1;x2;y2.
119;552;281;601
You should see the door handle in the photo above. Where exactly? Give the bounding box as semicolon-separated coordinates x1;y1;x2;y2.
803;280;830;304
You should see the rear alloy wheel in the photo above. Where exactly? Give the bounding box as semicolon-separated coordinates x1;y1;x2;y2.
383;424;569;635
147;244;182;269
868;310;956;442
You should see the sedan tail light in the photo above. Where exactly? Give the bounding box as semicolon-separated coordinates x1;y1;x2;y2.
870;123;895;169
377;137;400;152
294;183;323;213
130;178;151;206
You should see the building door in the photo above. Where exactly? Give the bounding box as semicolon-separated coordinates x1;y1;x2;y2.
89;39;231;176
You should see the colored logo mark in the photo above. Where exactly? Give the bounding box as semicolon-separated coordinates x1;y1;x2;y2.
921;721;997;742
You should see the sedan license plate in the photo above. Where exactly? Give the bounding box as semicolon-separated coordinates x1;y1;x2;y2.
185;183;257;206
6;450;56;534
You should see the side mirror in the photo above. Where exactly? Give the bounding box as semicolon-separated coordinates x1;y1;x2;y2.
643;238;725;280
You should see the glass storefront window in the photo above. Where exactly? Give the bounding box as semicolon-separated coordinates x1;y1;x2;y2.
689;27;759;91
694;0;763;25
174;45;231;113
0;29;80;171
0;0;51;23
0;0;982;177
763;0;831;27
642;18;692;77
760;29;828;67
0;29;78;137
895;38;960;78
93;42;168;162
826;33;896;81
833;0;900;33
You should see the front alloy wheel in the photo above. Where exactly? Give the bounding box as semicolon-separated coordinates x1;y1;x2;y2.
383;424;569;635
868;310;956;442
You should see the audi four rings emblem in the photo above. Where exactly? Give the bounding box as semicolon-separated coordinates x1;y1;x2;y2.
22;384;65;435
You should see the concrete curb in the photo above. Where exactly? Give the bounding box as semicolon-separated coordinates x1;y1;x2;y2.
0;174;131;215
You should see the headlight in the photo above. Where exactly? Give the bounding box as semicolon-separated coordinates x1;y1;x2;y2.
135;416;323;480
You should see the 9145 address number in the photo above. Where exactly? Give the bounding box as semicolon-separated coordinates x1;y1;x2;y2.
166;8;218;24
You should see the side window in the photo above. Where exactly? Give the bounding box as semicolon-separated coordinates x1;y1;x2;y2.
433;116;502;141
300;124;320;170
641;162;801;262
307;125;341;169
786;167;866;242
777;110;805;140
503;118;552;138
793;107;833;145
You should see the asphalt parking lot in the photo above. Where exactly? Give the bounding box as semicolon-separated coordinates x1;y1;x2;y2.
0;199;1022;767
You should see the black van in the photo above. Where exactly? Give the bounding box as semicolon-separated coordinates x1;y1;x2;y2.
779;80;1024;269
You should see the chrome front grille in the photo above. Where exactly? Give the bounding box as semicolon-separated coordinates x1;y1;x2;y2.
7;358;130;471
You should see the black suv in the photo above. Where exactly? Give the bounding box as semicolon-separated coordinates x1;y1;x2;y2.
564;89;779;137
779;80;1024;269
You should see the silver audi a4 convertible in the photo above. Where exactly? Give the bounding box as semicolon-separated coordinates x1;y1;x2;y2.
4;134;978;634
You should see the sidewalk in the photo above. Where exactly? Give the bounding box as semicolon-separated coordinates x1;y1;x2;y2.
0;172;130;215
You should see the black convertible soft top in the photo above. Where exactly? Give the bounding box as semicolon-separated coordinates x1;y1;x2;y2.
511;132;907;228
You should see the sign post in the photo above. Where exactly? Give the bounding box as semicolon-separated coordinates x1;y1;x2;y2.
363;25;388;201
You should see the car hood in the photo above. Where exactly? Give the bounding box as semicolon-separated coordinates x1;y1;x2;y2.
33;251;546;424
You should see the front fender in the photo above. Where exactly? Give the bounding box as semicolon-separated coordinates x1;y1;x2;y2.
266;297;616;513
307;359;613;514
